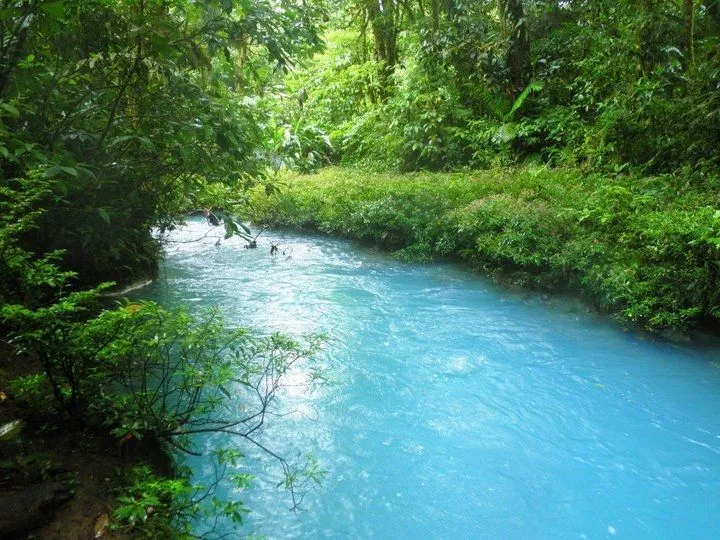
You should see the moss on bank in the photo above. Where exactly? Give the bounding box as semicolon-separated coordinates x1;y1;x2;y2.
248;166;720;331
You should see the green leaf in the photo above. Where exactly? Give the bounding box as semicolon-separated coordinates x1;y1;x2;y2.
220;0;234;14
75;166;96;179
40;1;67;20
0;102;19;117
505;81;543;122
107;135;135;148
224;219;239;239
46;165;79;179
18;54;35;68
138;137;155;151
98;208;111;225
45;165;63;178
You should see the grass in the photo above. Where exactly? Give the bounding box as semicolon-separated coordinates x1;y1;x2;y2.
247;166;720;331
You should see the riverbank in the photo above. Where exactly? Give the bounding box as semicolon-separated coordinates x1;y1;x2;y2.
141;207;720;538
247;166;720;332
0;350;173;539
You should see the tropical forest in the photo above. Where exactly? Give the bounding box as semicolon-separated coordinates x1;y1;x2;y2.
1;0;719;538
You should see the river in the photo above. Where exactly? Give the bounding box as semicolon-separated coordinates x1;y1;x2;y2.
140;218;720;539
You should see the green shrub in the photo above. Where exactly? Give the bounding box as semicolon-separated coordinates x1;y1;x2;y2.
113;465;194;537
8;374;57;416
247;166;720;331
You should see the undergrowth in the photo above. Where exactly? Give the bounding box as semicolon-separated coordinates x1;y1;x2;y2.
248;166;720;332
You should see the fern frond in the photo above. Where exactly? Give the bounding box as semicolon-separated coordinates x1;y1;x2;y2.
477;86;511;121
505;80;543;122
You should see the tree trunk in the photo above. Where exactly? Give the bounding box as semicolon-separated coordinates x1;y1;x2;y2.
549;0;560;27
636;0;656;75
683;0;696;73
0;2;38;98
497;0;531;98
365;0;400;94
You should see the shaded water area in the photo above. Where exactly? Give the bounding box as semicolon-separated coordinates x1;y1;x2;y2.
142;218;720;539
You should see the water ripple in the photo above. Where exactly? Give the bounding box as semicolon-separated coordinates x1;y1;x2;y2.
141;219;720;539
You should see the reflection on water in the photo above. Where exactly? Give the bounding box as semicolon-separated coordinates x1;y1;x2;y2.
140;218;720;539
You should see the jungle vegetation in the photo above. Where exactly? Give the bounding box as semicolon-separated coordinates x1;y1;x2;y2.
0;0;326;536
268;0;720;176
251;0;720;332
1;0;719;536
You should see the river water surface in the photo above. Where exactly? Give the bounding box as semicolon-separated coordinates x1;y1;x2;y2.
142;218;720;539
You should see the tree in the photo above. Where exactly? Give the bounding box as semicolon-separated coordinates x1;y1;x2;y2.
1;7;331;530
262;0;720;174
497;0;530;97
0;0;326;286
683;0;696;73
361;0;402;92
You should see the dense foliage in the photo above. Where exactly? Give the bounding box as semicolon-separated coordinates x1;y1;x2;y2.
269;1;720;175
3;283;324;535
253;0;720;334
1;0;327;535
248;167;720;331
1;0;324;286
2;0;720;534
1;175;325;533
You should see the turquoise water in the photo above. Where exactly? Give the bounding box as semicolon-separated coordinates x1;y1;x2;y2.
145;218;720;539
